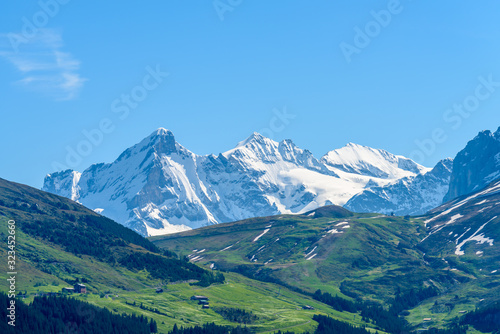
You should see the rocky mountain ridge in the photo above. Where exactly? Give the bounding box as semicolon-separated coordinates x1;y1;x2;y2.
44;128;439;236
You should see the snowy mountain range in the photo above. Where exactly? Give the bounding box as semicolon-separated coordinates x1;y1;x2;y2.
344;158;453;216
43;128;452;236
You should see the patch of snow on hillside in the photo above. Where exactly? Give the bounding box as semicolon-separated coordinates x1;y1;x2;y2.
478;206;493;213
455;228;471;244
145;222;192;236
424;185;498;226
447;214;463;225
327;229;343;234
335;221;349;226
455;216;497;255
305;246;317;257
306;254;317;260
220;244;234;251
470;235;494;246
253;228;270;242
421;214;463;243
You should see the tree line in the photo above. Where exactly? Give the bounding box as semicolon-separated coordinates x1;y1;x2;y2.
168;323;251;334
211;306;259;324
0;292;157;334
312;287;462;334
459;302;500;333
119;252;225;285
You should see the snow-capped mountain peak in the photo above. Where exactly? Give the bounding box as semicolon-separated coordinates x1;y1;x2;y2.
225;132;281;162
321;143;428;179
235;132;273;147
141;127;183;154
43;129;434;236
116;128;194;164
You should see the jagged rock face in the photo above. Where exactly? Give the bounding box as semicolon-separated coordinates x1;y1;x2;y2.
443;127;500;203
345;158;453;216
43;128;432;236
42;169;81;201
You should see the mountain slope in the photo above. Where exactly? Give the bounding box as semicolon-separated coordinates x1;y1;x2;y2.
43;129;431;236
0;177;220;290
444;126;500;202
152;197;500;330
405;179;500;329
151;206;444;302
43;129;207;236
345;158;453;215
345;126;500;216
2;177;381;333
321;142;427;179
420;178;500;263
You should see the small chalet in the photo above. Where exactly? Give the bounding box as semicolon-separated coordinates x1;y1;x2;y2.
62;287;74;293
74;283;87;294
156;288;163;293
191;295;208;301
202;304;210;309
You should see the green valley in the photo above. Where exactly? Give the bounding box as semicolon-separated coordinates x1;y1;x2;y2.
1;176;499;333
0;178;378;333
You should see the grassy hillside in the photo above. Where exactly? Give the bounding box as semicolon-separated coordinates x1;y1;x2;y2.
0;178;382;333
408;180;500;330
0;219;379;333
2;176;498;333
151;204;500;332
152;208;439;301
0;177;221;290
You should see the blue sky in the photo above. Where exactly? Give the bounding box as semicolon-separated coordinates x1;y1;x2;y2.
1;1;500;188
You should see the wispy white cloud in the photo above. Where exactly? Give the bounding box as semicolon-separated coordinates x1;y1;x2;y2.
0;29;86;101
